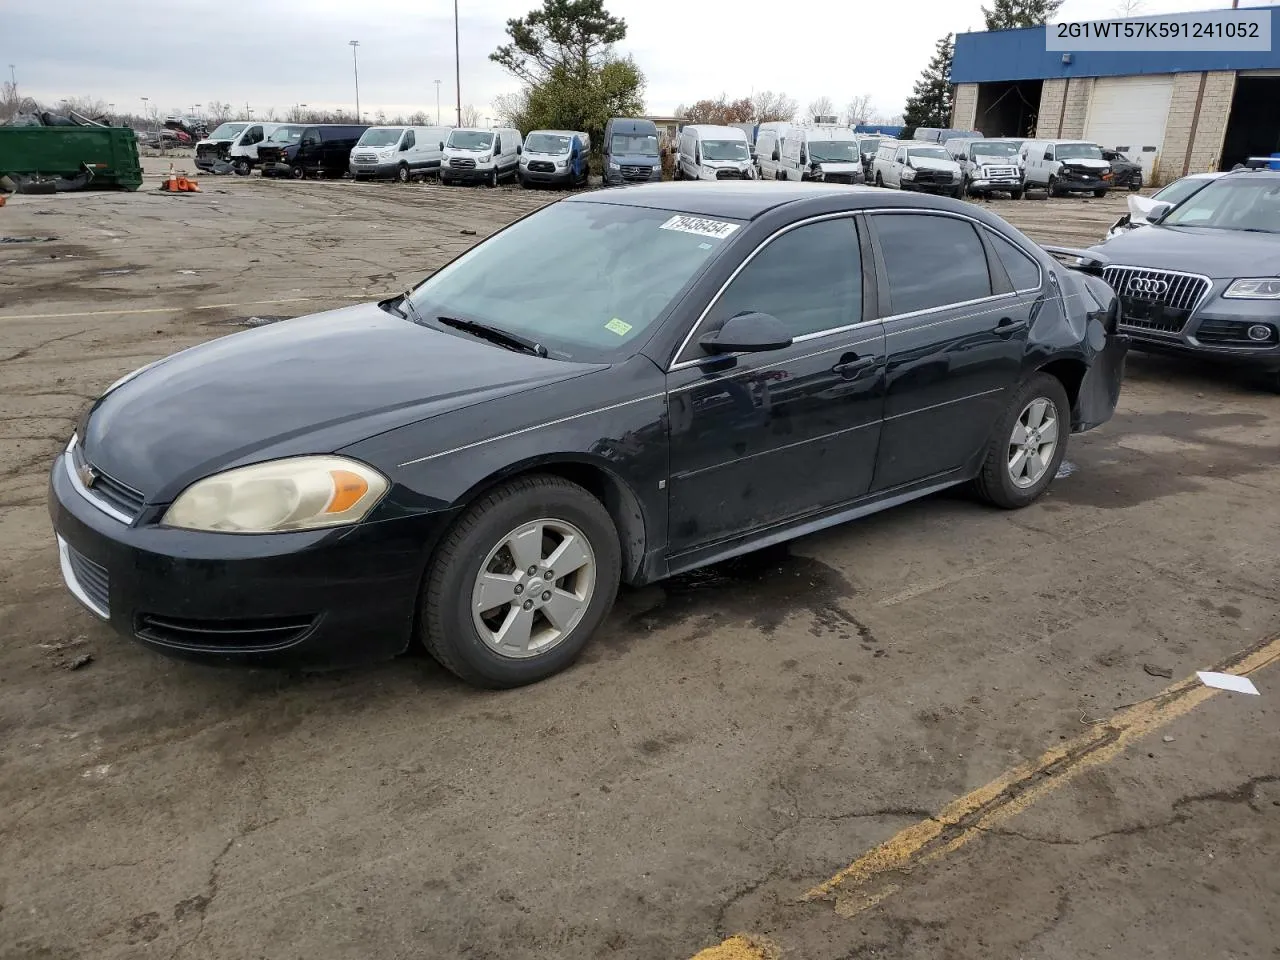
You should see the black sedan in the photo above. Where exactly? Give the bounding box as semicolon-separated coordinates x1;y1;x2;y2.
1090;167;1280;390
50;184;1127;687
1101;150;1143;192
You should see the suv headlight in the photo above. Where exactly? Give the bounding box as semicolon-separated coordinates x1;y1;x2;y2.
163;456;389;533
901;167;916;179
1224;278;1280;300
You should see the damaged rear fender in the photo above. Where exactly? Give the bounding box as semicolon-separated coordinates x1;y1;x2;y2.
1047;264;1128;432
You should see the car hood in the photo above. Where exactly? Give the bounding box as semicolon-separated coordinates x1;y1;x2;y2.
1094;225;1280;278
814;161;862;174
974;154;1019;167
1060;158;1110;171
82;303;600;499
911;157;959;173
523;151;568;161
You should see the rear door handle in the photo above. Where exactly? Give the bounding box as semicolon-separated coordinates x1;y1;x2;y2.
992;317;1028;336
832;354;877;379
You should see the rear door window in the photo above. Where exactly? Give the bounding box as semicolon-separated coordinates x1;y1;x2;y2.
872;214;993;315
987;232;1042;292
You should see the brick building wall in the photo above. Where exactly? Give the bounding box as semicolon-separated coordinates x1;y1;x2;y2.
952;84;978;132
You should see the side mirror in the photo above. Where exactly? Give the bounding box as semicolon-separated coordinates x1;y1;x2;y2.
751;151;758;162
1144;200;1174;224
699;313;793;354
439;141;445;151
516;145;522;155
771;148;779;162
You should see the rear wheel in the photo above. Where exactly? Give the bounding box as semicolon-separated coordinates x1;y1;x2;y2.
421;475;621;688
1128;175;1143;192
951;185;965;200
1093;188;1107;198
232;159;251;176
1010;189;1024;201
971;374;1070;510
396;163;411;184
874;171;883;187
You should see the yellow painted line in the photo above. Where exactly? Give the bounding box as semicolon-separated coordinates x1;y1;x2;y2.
807;631;1280;917
689;935;778;960
693;632;1280;956
0;296;365;323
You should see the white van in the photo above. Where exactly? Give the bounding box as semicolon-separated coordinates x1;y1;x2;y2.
871;140;963;196
676;124;756;181
779;127;864;184
1020;139;1112;198
227;122;283;176
441;127;522;187
349;125;451;182
754;122;795;179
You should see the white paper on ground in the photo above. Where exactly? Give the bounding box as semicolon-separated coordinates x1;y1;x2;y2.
1197;671;1260;696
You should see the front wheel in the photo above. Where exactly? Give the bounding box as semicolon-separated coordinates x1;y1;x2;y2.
421;475;622;688
1010;189;1024;201
487;169;498;188
951;185;965;200
874;171;883;187
290;164;306;180
232;159;251;176
971;374;1070;509
396;163;411;184
1046;175;1058;198
1093;189;1107;198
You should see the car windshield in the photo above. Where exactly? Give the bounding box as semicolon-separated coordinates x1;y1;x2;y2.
1153;176;1213;206
1057;143;1103;160
702;139;749;161
858;138;881;154
526;133;572;154
809;140;858;162
208;123;248;140
358;128;405;147
908;146;949;162
971;140;1020;158
448;131;493;150
1160;176;1280;233
611;134;659;157
405;203;738;361
268;125;304;143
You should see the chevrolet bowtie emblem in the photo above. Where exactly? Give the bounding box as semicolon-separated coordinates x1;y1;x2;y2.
77;462;98;489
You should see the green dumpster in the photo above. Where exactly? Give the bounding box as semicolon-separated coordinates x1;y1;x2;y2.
0;126;144;191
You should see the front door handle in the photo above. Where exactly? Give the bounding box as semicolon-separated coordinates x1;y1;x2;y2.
992;317;1028;337
832;354;877;379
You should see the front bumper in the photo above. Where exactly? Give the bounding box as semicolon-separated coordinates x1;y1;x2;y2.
1124;307;1280;370
605;166;662;186
349;160;401;178
1056;173;1110;192
441;165;494;183
902;178;960;193
48;451;449;668
520;165;573;185
968;177;1023;193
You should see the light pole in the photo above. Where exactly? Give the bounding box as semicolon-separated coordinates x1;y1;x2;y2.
434;79;442;125
7;64;14;98
453;0;461;127
349;40;361;122
108;102;115;125
140;96;150;130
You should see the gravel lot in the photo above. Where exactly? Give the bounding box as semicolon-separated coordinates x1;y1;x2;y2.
2;161;1278;960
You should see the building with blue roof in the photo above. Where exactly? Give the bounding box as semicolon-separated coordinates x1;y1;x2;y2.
949;5;1280;183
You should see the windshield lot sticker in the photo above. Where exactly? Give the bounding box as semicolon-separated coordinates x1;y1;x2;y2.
605;318;633;336
659;215;740;240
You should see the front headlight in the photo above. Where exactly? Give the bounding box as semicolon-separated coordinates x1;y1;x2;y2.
1224;278;1280;300
608;160;620;171
901;167;916;179
556;158;567;168
163;456;389;533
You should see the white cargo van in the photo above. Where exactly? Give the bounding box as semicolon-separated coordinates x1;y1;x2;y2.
349;125;451;182
676;125;756;181
227;122;283;176
779;127;864;184
754;122;794;179
441;127;522;187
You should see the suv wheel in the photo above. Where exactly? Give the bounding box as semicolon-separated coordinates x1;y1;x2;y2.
420;475;621;688
874;171;883;187
971;374;1070;509
290;164;306;180
1045;175;1058;198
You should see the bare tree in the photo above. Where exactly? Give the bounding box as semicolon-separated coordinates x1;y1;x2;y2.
460;104;482;126
493;90;529;128
751;89;796;123
807;96;835;121
205;100;234;124
844;93;874;126
1113;0;1144;14
408;110;429;125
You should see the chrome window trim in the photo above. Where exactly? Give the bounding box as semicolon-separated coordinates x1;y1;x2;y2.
64;435;135;526
1105;263;1215;316
667;206;1036;373
57;536;109;620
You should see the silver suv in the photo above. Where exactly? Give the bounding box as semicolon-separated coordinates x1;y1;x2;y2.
945;138;1025;199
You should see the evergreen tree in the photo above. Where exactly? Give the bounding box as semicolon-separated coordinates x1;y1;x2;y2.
981;0;1063;30
902;34;954;131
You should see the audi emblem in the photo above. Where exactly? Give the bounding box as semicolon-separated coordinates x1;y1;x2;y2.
1127;277;1169;296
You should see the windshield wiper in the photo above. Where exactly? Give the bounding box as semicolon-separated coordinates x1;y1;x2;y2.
396;291;425;325
436;315;548;358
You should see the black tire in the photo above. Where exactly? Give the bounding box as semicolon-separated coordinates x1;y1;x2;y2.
232;159;251;176
290;164;305;180
396;163;411;184
971;373;1071;510
487;169;498;188
1046;175;1058;198
421;474;621;688
1093;188;1107;198
1128;177;1142;192
778;168;786;181
1010;189;1024;201
952;185;965;200
874;171;883;187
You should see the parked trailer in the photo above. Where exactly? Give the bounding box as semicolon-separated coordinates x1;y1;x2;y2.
0;126;144;192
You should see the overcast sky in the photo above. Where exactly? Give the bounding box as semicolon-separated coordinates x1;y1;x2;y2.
4;0;1268;123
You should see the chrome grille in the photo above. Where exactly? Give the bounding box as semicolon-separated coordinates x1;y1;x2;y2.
620;164;651;182
715;169;745;180
352;151;379;163
69;439;145;522
1104;266;1209;336
981;165;1019;179
527;161;555;173
450;157;476;169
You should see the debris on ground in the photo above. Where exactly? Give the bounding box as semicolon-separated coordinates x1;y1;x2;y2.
690;935;780;960
0;236;59;243
1196;671;1260;695
460;229;477;235
1144;663;1174;679
68;654;94;671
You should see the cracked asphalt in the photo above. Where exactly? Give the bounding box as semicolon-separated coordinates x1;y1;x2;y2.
1;158;1277;960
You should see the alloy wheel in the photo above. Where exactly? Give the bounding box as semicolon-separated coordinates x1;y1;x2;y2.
1008;398;1059;488
470;518;597;659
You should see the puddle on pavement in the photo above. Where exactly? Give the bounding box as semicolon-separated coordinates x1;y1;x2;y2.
595;544;880;660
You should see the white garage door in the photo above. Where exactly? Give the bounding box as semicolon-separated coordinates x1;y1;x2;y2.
1085;75;1175;179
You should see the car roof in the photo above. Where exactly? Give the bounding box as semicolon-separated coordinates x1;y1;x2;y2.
567;182;991;222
